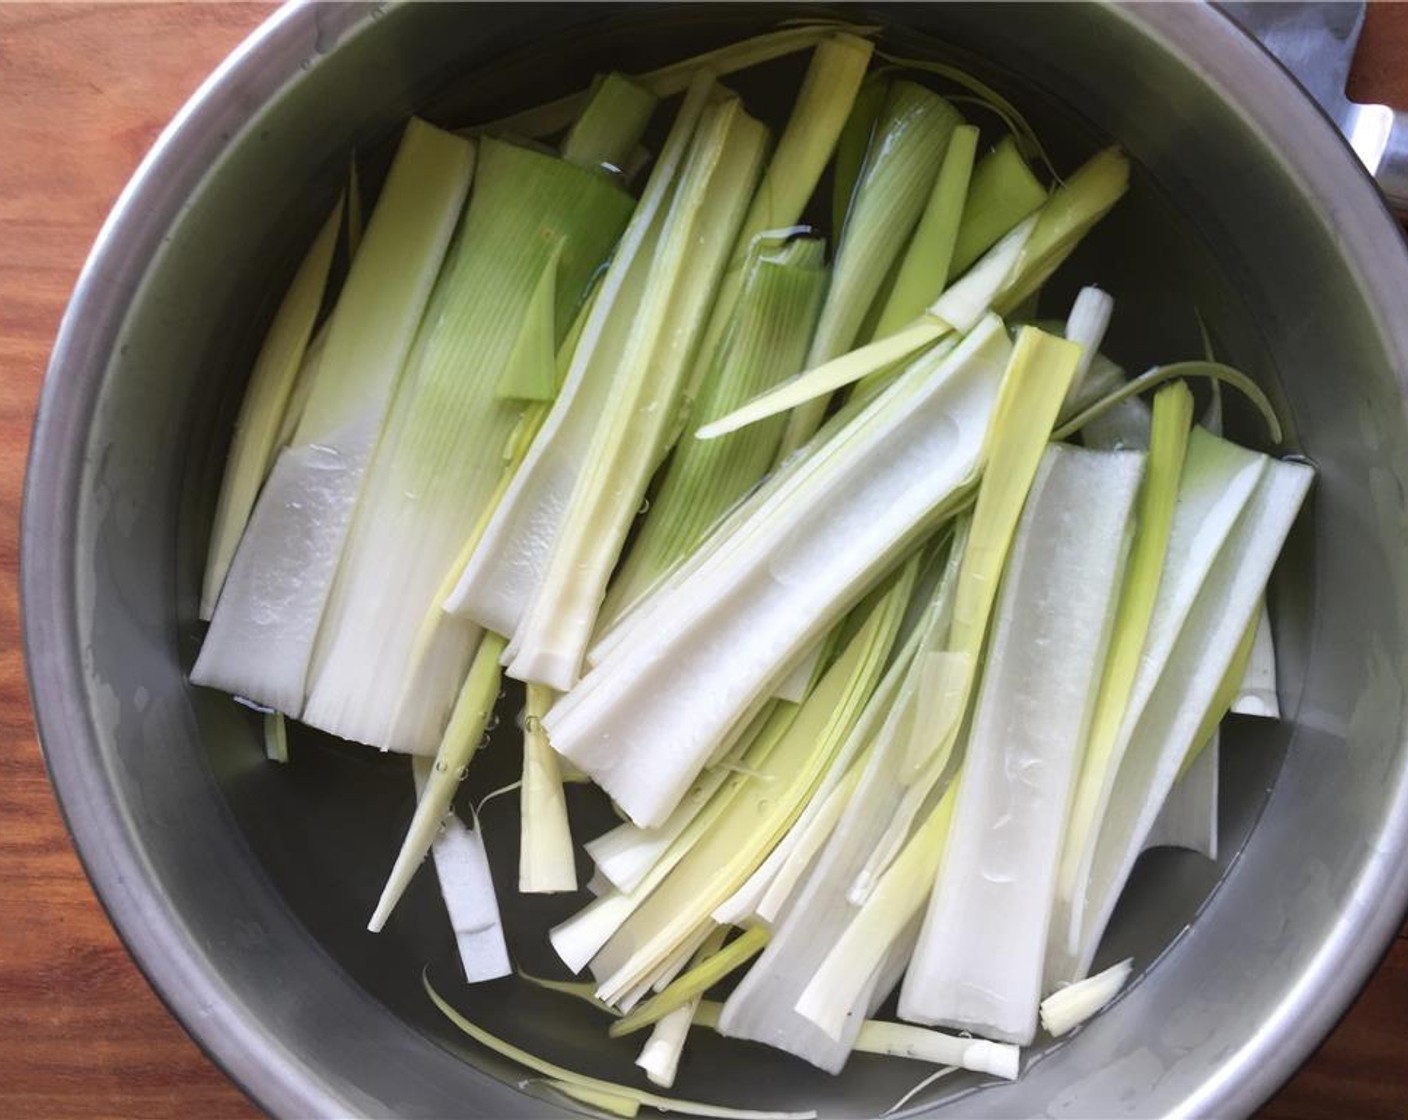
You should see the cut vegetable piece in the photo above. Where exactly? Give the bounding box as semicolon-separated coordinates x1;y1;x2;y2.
1040;958;1133;1038
831;73;889;236
200;195;343;620
1060;457;1313;982
1062;286;1114;405
542;1081;642;1118
1232;603;1279;717
368;633;505;932
613;928;770;1038
779;81;962;453
412;758;511;984
797;778;960;1040
548;317;1013;828
560;72;658;172
446;76;716;639
192;121;475;715
263;711;289;764
949;136;1047;277
870;123;979;340
1142;732;1218;859
637;1003;697;1089
603;236;828;625
1052;427;1267;972
426;977;817;1120
899;445;1144;1045
520;683;576;893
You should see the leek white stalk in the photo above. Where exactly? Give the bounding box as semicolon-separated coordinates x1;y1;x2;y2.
547;316;1013;828
637;1003;697;1089
898;445;1144;1045
412;758;511;983
613;927;770;1038
1039;958;1134;1038
1058;455;1313;983
1232;605;1279;717
1142;732;1219;859
192;120;475;715
520;683;576;893
1062;285;1114;405
200;196;343;619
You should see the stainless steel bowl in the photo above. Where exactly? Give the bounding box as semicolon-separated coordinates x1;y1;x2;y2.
22;3;1408;1117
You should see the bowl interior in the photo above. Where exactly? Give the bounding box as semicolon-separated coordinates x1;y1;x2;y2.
43;4;1408;1118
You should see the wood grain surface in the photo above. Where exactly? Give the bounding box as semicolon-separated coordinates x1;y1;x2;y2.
0;5;1404;1119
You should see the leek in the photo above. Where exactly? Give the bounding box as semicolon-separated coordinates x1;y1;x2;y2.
520;683;576;893
560;73;658;172
612;927;770;1038
1039;958;1133;1038
192;120;475;716
830;73;889;235
263;711;288;764
949;136;1047;277
1232;605;1279;717
200;195;343;620
547;317;1012;828
898;445;1144;1045
1142;732;1219;859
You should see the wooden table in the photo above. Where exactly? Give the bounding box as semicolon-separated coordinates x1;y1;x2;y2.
1;4;1404;1118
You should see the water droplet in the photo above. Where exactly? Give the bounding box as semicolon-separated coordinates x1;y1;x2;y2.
638;498;651;514
434;759;448;772
486;713;501;732
523;714;540;734
454;765;470;781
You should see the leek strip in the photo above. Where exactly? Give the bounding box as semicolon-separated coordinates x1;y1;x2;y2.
446;76;716;639
1179;607;1260;781
602;237;828;627
1143;733;1218;859
519;968;621;1016
1063;286;1114;405
549;318;1013;828
797;778;960;1040
480;24;875;141
425;977;818;1120
271;320;328;454
302;138;632;752
778;81;963;454
882;1068;959;1118
949;136;1047;277
588;574;912;1001
200;196;343;620
612;928;770;1038
1040;959;1133;1038
1232;603;1279;717
1055;360;1282;445
637;1004;697;1089
1062;457;1313;982
899;446;1145;1045
263;711;288;764
870;123;979;339
560;72;658;171
831;73;890;236
520;683;575;893
368;632;505;932
1056;383;1193;898
541;1081;641;1118
1051;428;1267;968
411;757;511;983
191;121;475;715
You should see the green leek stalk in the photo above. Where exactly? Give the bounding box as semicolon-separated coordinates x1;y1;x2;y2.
546;317;1013;830
949;135;1047;277
520;683;575;893
777;81;963;456
504;93;769;690
560;72;658;171
613;927;771;1038
200;195;343;620
602;237;828;626
635;926;729;1088
830;73;890;236
192;120;476;716
300;133;635;753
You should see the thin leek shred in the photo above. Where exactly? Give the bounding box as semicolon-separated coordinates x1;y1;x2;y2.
796;778;959;1040
852;327;1083;902
369;633;506;933
898;445;1144;1045
1062;286;1114;406
192;120;475;716
425;977;817;1120
263;711;289;764
700;148;1127;439
411;757;512;983
1055;383;1193;912
778;80;962;455
547;317;1013;829
506;95;769;690
540;1080;642;1118
830;73;890;236
1143;732;1218;859
949;136;1047;277
603;237;828;624
200;195;343;620
585;572;913;1003
612;927;770;1038
1039;958;1133;1038
302;136;633;753
560;73;658;172
445;76;721;642
550;704;800;975
520;683;576;893
635;927;728;1087
1049;426;1268;981
1057;456;1313;984
479;24;876;141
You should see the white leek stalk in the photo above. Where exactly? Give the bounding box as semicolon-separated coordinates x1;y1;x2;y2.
1039;958;1133;1038
192;120;475;715
1232;606;1279;717
520;683;575;892
1142;732;1219;859
898;445;1144;1045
